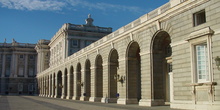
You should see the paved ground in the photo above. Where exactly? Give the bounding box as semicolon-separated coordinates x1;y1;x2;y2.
0;96;183;110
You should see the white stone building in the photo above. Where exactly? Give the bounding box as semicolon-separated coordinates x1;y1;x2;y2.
0;40;37;95
32;0;220;110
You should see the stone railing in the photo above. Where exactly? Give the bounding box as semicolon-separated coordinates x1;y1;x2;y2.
0;42;36;48
68;24;112;33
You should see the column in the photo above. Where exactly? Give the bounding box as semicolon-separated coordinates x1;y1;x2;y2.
117;57;127;105
61;74;66;99
1;54;6;77
169;72;174;103
54;75;58;98
139;53;153;106
80;69;85;101
51;74;54;97
10;53;16;77
24;54;28;78
101;63;109;103
72;71;79;100
14;54;18;77
47;74;51;97
66;73;73;99
89;66;96;102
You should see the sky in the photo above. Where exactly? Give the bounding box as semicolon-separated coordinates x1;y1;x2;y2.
0;0;169;44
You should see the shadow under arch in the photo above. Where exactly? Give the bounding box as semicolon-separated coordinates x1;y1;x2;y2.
126;41;141;104
57;70;62;98
95;54;103;101
76;63;82;100
84;59;91;100
108;49;119;103
150;30;172;105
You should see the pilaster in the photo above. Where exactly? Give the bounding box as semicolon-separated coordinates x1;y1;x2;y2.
24;54;28;78
51;74;54;98
66;73;73;99
61;74;66;99
139;53;153;106
80;69;86;101
117;57;127;105
48;75;51;97
1;54;5;77
101;63;109;103
72;71;79;100
89;66;100;102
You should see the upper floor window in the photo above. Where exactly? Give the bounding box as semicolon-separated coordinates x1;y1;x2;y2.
193;10;206;26
72;39;78;47
188;27;214;83
29;55;34;60
19;55;24;59
195;43;209;82
85;40;93;46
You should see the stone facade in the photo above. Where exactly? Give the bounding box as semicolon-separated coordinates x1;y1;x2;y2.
0;40;37;95
36;0;220;110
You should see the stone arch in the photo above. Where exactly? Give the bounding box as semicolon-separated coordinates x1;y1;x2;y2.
46;75;49;96
57;70;62;98
84;59;91;99
108;49;119;102
64;68;68;98
95;55;103;98
50;74;52;97
76;63;82;99
69;65;74;98
126;41;141;104
150;30;172;105
53;72;56;97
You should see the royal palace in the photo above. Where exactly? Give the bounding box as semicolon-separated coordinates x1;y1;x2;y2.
1;0;220;110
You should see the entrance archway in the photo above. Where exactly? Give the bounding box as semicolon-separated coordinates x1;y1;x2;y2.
50;74;52;97
126;42;141;104
63;68;68;98
57;71;62;98
53;73;55;97
69;66;74;98
76;63;81;100
109;49;119;103
95;55;103;99
85;60;91;100
152;31;171;105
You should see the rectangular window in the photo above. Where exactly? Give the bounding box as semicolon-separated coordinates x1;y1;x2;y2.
195;43;209;82
29;55;34;60
85;40;93;46
72;39;78;47
18;66;24;77
28;67;34;77
20;55;24;59
193;10;206;26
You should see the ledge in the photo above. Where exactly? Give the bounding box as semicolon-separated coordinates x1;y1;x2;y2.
186;27;214;41
190;82;217;86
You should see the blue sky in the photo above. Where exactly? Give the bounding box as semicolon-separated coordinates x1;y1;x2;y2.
0;0;169;44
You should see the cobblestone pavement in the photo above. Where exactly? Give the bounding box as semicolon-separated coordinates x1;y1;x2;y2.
0;96;184;110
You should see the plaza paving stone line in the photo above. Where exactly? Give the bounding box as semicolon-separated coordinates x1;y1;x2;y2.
0;96;186;110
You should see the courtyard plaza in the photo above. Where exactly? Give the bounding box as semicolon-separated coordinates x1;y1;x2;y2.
0;96;184;110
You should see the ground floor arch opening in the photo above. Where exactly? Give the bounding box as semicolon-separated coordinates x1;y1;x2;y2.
126;41;141;104
57;71;62;98
85;60;91;100
152;31;172;105
76;63;82;100
109;49;119;103
69;66;74;99
95;55;103;100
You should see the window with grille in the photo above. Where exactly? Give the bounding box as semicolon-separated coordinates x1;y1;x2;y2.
195;43;209;82
193;10;206;26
